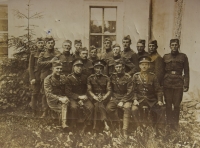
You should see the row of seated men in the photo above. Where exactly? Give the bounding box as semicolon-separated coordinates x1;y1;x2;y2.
29;36;189;138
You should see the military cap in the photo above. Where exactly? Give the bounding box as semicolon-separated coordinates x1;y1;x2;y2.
115;59;125;65
148;40;157;46
138;56;151;63
72;58;83;66
36;37;44;42
90;45;97;51
92;60;106;67
112;43;121;48
122;35;132;43
45;37;55;43
79;47;88;53
52;60;62;67
74;40;82;45
63;40;72;45
170;39;179;44
137;39;146;45
104;38;112;43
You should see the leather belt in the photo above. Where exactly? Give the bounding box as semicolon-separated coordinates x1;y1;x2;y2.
167;71;182;75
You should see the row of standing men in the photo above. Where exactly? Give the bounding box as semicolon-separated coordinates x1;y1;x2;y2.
29;35;189;137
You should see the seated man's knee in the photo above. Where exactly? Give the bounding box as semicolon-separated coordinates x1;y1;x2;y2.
131;105;139;114
70;101;78;110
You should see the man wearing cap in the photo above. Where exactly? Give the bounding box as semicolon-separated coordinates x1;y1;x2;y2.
131;56;165;133
106;43;136;76
58;40;74;76
87;60;111;131
121;35;138;73
163;39;189;131
88;45;99;62
65;58;94;132
29;37;45;116
79;47;94;77
106;59;133;138
44;60;69;129
73;40;82;58
148;40;164;85
38;37;61;118
101;38;113;62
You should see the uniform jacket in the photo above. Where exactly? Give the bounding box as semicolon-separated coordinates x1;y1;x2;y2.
110;73;133;103
37;49;61;80
88;56;99;63
65;73;88;100
149;52;164;85
132;72;163;107
87;74;112;100
100;49;113;62
58;51;74;76
82;59;94;77
44;74;66;108
163;52;189;88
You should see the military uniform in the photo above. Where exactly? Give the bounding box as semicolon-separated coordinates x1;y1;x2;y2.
82;59;94;77
163;49;189;128
135;51;149;71
106;72;133;131
29;49;43;111
88;56;99;63
87;72;112;129
65;72;94;125
131;56;165;129
58;51;74;76
37;49;61;111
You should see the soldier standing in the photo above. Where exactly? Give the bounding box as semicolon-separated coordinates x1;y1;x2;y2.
163;39;189;130
148;40;164;85
29;38;45;116
65;59;94;132
38;37;61;118
58;40;74;76
121;35;138;72
100;38;113;62
44;61;69;129
87;60;112;131
106;60;133;138
131;56;165;132
73;40;82;58
88;45;99;62
106;43;136;76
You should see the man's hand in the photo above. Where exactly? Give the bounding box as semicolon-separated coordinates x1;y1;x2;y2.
59;97;69;104
30;79;36;85
79;95;88;101
117;102;124;108
93;95;99;102
183;86;189;92
133;100;139;106
157;101;163;106
78;100;84;106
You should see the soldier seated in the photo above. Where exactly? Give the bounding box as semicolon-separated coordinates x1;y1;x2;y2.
106;59;133;138
44;60;69;129
87;60;112;132
131;56;165;134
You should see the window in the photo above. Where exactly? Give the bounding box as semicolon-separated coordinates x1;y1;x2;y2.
0;5;8;57
90;7;117;52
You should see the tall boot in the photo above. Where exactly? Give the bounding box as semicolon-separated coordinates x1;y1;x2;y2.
40;95;48;118
173;107;180;130
62;104;69;129
122;113;130;138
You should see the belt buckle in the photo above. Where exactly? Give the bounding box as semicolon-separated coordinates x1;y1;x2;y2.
171;71;176;74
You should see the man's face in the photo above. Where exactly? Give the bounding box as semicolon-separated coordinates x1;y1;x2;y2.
62;42;71;52
137;43;145;53
104;41;111;50
46;40;55;50
74;43;82;50
90;49;97;58
113;47;121;57
79;51;88;60
52;66;62;76
148;44;157;54
73;65;83;74
139;63;150;72
36;41;44;49
170;42;179;52
122;40;131;49
115;64;124;74
94;65;103;75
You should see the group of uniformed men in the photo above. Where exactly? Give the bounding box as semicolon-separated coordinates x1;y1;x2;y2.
29;35;189;137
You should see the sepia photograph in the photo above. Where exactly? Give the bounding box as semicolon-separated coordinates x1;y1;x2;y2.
0;0;200;147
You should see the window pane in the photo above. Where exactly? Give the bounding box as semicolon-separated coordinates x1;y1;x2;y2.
90;35;102;49
91;8;102;21
0;47;8;55
0;6;7;18
104;21;116;33
0;20;8;31
90;20;102;33
104;35;116;45
104;8;116;21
